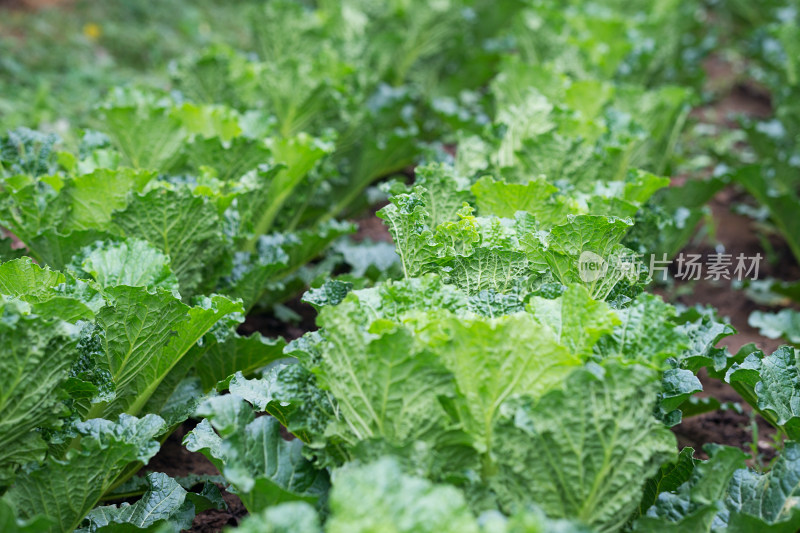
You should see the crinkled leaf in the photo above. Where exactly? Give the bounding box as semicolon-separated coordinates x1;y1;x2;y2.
424;312;583;454
59;168;156;233
87;286;242;418
0;257;66;299
472;176;564;226
594;293;687;367
3;414;166;533
0;296;80;476
493;363;675;531
302;280;354;310
99;95;186;171
79;471;225;533
377;189;436;278
638;447;698;518
326;457;479;533
73;239;179;295
726;346;800;439
528;284;617;357
311;312;454;449
234;502;321;533
658;369;703;427
634;444;749;532
112;188;228;297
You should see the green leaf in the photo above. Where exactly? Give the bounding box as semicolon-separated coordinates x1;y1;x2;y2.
0;257;66;299
0;174;62;247
594;293;688;367
638;447;697;517
233;502;321;533
725;441;800;531
636;444;800;531
311;311;454;449
528;284;618;357
87;286;242;418
234;363;336;445
154;376;208;429
219;237;288;311
173;102;241;143
0;499;53;532
634;444;749;532
492;363;676;531
111;188;228;297
326;458;479;533
248;134;334;241
184;135;271;182
3;414;166;533
377;189;436;278
103;473;226;500
186;395;329;512
302;280;354;310
425;312;583;454
414;163;472;227
80;471;224;532
627;176;725;259
73;239;179;295
27;229;111;271
657;369;703;427
726;346;800;438
0;128;59;178
749;309;800;344
431;206;480;260
447;248;529;295
59;168;155;233
675;307;737;374
99;93;186;170
531;215;637;300
471;176;563;225
734;165;800;264
230;221;355;310
0;296;80;478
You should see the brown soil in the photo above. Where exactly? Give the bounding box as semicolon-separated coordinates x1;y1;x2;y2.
352;203;392;243
691;55;772;125
238;295;317;341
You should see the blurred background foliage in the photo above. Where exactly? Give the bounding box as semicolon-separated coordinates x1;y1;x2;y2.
0;0;262;140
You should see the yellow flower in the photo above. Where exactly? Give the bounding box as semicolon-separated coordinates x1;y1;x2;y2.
83;23;102;41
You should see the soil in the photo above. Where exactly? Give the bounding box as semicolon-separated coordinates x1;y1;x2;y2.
352;204;392;243
238;295;318;341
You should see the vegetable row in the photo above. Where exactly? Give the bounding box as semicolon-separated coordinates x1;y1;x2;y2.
1;0;800;532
